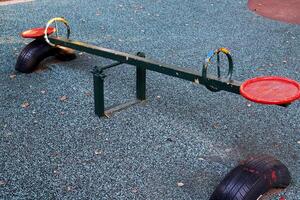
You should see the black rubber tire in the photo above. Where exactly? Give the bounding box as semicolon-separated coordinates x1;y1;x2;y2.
15;39;59;73
209;155;291;200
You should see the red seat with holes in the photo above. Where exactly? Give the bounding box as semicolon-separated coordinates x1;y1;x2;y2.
21;27;56;39
240;76;300;105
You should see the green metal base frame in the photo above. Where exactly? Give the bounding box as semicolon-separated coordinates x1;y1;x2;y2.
92;64;146;117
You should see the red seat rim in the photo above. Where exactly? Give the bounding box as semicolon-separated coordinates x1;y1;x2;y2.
240;76;300;105
21;27;56;39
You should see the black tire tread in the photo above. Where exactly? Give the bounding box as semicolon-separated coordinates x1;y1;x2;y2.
210;167;266;200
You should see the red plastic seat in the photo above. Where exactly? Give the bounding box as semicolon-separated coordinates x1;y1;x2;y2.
21;27;56;39
240;76;300;105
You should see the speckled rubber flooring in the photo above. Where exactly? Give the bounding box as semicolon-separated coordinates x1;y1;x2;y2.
0;0;299;199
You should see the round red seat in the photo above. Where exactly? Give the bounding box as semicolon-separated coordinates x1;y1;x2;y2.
240;76;300;105
21;27;56;39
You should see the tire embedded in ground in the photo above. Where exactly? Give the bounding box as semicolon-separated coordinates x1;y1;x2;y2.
15;39;59;73
15;39;76;73
209;155;291;200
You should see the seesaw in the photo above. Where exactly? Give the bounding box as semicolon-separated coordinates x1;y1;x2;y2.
16;17;298;200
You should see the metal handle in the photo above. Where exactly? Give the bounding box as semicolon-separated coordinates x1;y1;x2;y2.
44;17;71;47
202;48;234;92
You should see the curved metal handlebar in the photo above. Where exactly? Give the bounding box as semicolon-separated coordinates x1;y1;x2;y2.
202;48;234;92
44;17;71;47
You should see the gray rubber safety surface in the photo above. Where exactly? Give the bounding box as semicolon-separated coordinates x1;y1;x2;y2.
0;0;299;199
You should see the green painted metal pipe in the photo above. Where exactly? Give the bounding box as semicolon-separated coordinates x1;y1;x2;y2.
49;37;241;94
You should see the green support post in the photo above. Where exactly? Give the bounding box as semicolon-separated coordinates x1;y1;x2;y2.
136;66;146;100
136;52;146;101
92;67;106;117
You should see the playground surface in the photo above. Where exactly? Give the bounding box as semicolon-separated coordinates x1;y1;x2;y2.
0;0;299;199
